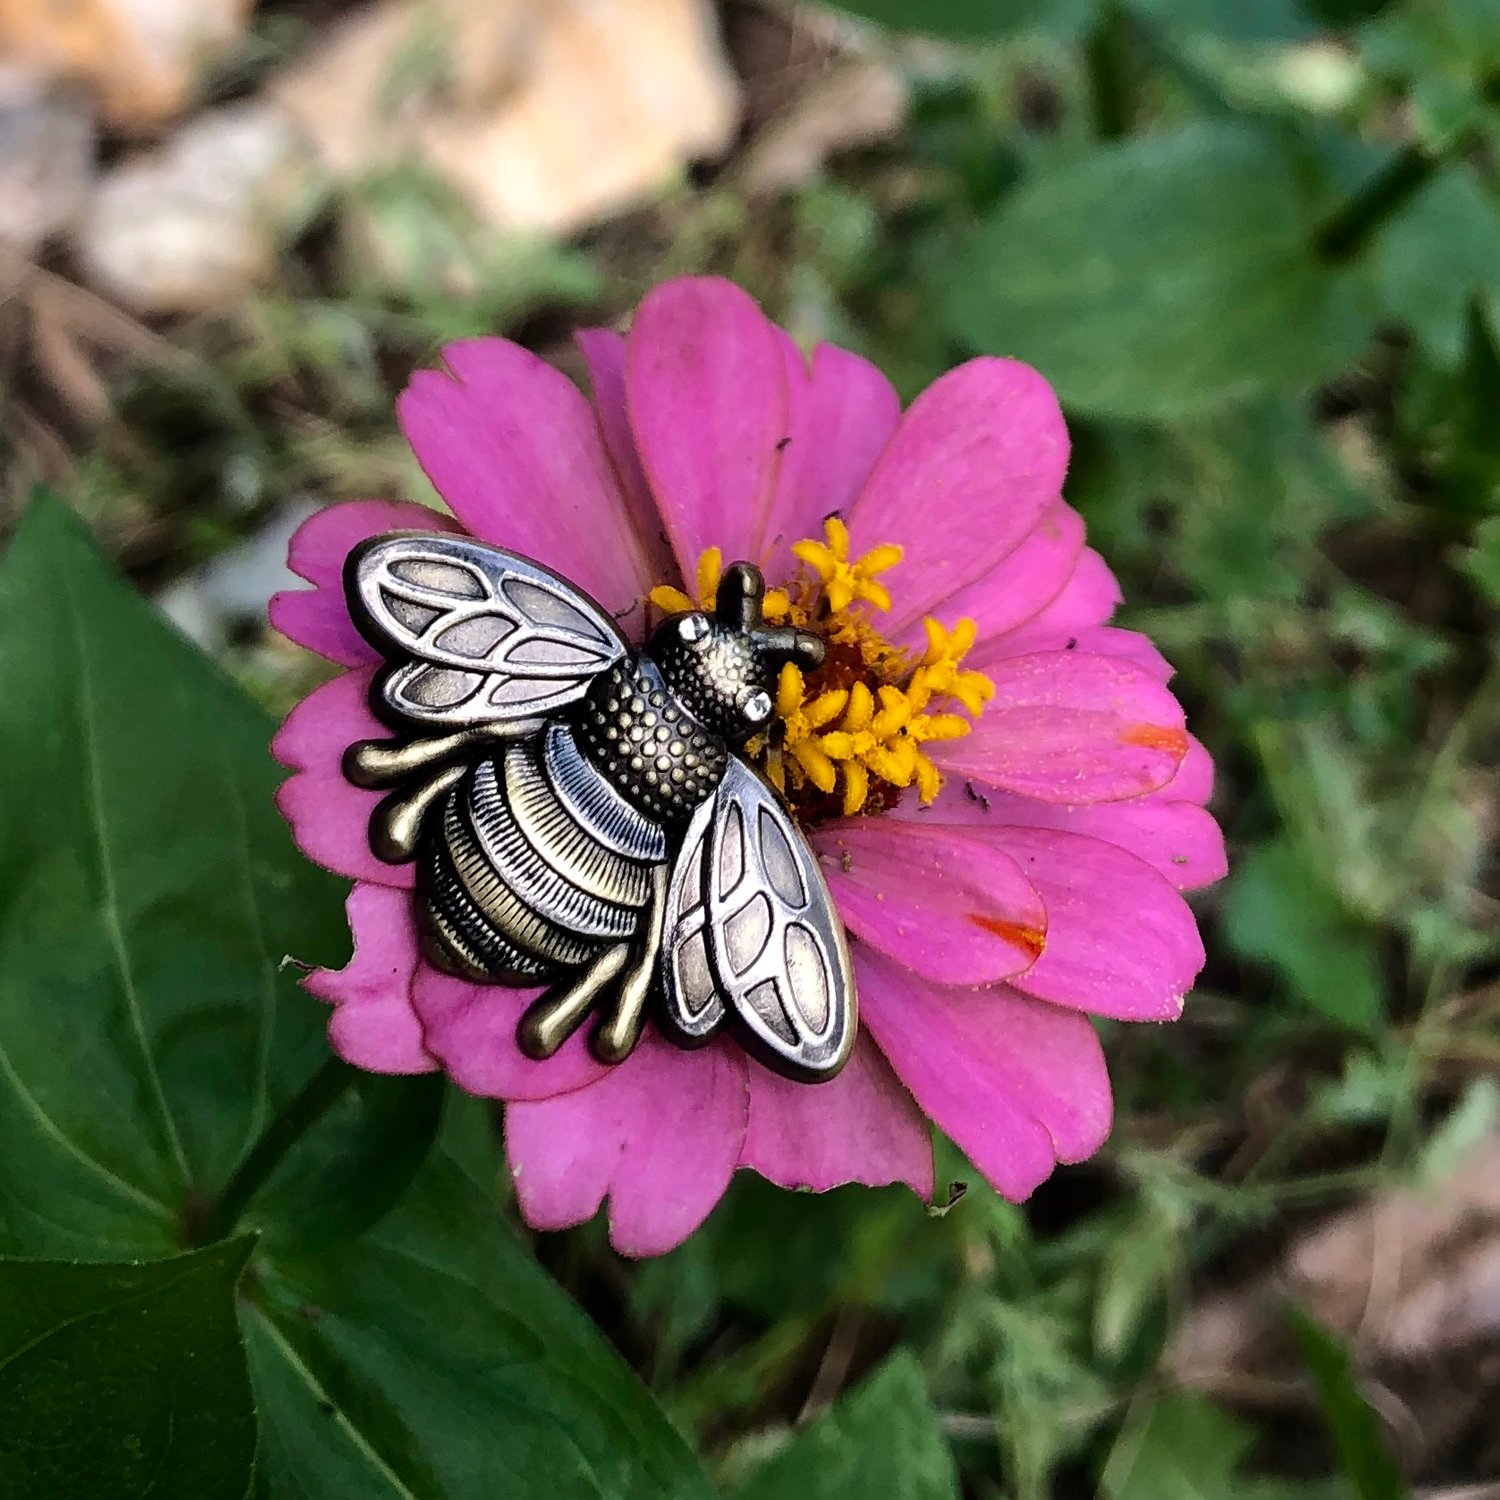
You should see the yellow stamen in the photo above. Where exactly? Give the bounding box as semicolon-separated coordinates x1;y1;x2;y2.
650;550;790;621
648;583;694;614
696;547;723;608
651;537;995;820
791;517;905;617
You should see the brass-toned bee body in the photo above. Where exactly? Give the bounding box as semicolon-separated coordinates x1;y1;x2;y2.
342;531;858;1082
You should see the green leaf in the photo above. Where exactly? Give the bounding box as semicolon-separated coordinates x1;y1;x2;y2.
942;122;1375;419
1103;1393;1332;1500
247;1071;447;1255
730;1351;958;1500
1092;1208;1179;1366
1073;398;1377;605
1362;0;1500;148
1222;840;1385;1032
1416;1075;1500;1183
0;498;717;1500
1370;168;1500;366
1286;1307;1408;1500
0;1238;258;1500
244;1099;716;1500
1104;1395;1251;1499
1129;0;1318;44
0;494;348;1259
1462;516;1500;603
814;0;1098;40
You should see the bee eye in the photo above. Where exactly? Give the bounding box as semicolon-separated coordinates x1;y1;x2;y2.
678;613;710;645
743;689;772;724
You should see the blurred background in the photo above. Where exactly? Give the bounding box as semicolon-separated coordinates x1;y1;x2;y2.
3;0;1499;1494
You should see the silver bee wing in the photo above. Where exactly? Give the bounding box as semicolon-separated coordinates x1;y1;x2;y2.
346;532;628;730
661;757;855;1082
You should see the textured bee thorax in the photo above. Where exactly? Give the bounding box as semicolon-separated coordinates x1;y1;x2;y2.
648;623;769;737
572;658;728;826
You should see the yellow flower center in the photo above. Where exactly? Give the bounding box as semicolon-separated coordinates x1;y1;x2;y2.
647;520;994;822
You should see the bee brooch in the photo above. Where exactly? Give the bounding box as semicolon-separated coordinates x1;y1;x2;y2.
343;533;856;1083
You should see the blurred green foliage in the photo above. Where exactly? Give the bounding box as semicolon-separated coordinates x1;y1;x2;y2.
4;0;1500;1494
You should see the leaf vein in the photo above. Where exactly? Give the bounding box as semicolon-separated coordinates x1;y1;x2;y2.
60;563;190;1183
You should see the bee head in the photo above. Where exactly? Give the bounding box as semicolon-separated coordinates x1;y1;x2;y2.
646;562;825;744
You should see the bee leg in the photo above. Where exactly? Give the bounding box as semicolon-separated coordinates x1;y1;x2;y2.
592;864;670;1064
369;762;466;863
518;944;633;1060
344;729;493;790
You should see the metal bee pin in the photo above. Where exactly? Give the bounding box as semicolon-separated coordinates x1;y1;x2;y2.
341;532;856;1083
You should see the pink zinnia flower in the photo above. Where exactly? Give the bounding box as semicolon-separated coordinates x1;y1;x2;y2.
271;277;1225;1257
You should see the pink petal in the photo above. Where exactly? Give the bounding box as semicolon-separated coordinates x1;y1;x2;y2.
993;826;1206;1020
271;499;458;666
972;792;1227;892
505;1035;749;1257
285;499;458;588
272;667;414;890
1011;547;1122;635
847;358;1069;633
269;589;374;669
856;949;1112;1201
897;499;1085;653
305;883;435;1073
576;327;676;599
741;1035;933;1195
818;820;1046;985
398;337;654;617
976;623;1174;682
1168;734;1215;806
758;337;902;568
934;651;1188;803
626;276;790;579
412;968;610;1102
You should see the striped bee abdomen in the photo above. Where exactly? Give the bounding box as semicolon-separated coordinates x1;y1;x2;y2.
419;722;665;984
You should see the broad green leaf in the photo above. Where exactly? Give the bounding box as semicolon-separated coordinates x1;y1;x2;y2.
0;495;348;1259
247;1071;447;1255
942;122;1375;419
1286;1307;1407;1500
730;1351;958;1500
1222;840;1385;1032
0;1238;257;1500
244;1099;716;1500
0;498;717;1500
814;0;1098;40
1370;168;1500;366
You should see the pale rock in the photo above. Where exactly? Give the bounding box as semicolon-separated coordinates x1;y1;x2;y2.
0;66;95;254
156;501;317;651
738;57;907;199
272;0;741;236
1172;1126;1500;1466
0;0;253;130
76;101;319;314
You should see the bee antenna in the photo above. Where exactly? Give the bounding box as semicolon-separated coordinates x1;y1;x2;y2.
757;625;826;672
716;562;764;632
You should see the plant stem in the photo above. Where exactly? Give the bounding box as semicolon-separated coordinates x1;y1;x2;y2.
1314;142;1441;263
194;1056;356;1245
1085;0;1135;141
